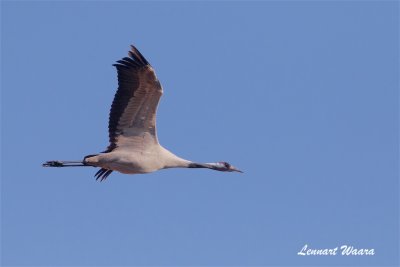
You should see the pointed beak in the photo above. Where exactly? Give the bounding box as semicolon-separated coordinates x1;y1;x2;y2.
231;166;243;173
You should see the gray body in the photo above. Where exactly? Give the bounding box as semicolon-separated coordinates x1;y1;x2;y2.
85;145;190;174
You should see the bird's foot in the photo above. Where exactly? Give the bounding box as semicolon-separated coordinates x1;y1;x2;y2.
42;161;64;167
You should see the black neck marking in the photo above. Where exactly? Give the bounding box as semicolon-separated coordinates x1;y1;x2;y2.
188;163;209;169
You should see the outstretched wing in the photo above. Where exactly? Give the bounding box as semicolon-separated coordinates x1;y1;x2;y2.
106;45;163;152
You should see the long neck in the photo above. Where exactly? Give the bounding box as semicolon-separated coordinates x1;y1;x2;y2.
159;146;192;169
187;162;216;170
159;146;216;170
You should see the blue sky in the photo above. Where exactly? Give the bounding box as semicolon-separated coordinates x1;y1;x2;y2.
1;1;398;266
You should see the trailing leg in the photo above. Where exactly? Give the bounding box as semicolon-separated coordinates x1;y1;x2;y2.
42;160;89;167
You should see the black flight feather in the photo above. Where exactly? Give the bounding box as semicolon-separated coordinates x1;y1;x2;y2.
105;45;151;152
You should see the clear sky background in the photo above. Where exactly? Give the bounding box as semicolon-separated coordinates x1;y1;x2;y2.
1;1;398;266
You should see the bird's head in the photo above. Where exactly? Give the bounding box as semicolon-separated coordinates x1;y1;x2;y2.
211;162;243;173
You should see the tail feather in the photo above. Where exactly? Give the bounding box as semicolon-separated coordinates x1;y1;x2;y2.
95;168;113;181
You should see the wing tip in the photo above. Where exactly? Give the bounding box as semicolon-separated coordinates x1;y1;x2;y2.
129;44;150;66
113;44;150;69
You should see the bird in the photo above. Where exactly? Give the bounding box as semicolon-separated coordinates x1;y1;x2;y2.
43;45;242;181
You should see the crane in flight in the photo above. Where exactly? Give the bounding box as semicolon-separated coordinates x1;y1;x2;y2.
43;45;242;181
